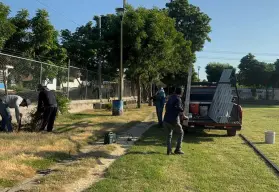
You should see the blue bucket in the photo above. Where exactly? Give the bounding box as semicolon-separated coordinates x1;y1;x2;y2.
112;100;124;116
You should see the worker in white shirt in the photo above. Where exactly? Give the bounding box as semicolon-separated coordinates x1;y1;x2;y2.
0;95;31;132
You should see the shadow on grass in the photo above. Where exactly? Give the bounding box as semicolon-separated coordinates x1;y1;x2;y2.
87;121;142;144
126;151;161;155
134;126;230;147
33;148;120;168
59;113;111;121
242;104;279;108
253;141;266;144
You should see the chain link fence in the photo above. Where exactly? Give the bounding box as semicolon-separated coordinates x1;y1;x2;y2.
0;52;133;102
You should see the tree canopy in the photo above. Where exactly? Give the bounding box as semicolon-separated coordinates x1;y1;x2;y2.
0;3;15;49
166;0;211;52
205;62;236;82
0;1;214;106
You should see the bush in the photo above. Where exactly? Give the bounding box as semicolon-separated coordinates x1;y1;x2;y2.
11;85;25;93
55;92;70;115
105;103;112;111
24;109;43;132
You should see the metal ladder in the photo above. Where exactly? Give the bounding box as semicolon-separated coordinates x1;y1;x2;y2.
208;69;234;123
183;66;192;126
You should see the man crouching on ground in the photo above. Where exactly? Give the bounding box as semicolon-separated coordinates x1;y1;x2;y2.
163;87;188;155
1;95;31;132
37;84;58;132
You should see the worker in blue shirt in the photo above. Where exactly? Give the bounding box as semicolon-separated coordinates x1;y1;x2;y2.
154;87;166;127
163;87;188;155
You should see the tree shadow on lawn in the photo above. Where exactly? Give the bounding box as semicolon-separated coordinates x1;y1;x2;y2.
135;126;229;148
55;121;142;134
33;149;120;169
242;104;279;108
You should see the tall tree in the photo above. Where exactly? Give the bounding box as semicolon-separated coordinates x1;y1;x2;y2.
205;62;236;82
0;3;15;49
123;7;194;108
4;9;68;90
166;0;211;52
3;9;31;55
238;53;275;88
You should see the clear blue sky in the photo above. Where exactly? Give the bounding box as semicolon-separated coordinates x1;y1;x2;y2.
3;0;279;80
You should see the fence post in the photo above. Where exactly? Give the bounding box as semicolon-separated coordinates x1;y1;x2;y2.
67;59;70;99
85;69;88;100
40;63;43;84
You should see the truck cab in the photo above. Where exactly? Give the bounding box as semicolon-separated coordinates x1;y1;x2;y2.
182;82;242;136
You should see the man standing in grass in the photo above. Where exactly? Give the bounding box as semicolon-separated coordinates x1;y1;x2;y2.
1;95;31;132
163;87;188;155
37;84;58;132
154;87;166;127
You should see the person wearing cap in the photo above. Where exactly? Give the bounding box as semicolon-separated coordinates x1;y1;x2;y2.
37;84;58;132
1;95;31;131
163;87;188;155
153;87;166;127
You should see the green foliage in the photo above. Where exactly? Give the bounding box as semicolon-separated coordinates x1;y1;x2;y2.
166;0;211;52
10;85;25;92
4;9;31;54
27;108;43;132
205;62;236;82
55;92;70;115
105;103;112;111
238;53;275;88
0;3;15;49
3;7;68;89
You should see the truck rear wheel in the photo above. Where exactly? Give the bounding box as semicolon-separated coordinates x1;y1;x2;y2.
227;129;237;137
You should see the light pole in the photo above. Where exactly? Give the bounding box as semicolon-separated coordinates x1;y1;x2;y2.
98;16;102;102
116;0;126;101
112;0;126;116
198;66;201;82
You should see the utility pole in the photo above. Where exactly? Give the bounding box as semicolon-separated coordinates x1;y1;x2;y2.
198;66;201;82
119;0;125;101
119;0;126;101
98;16;102;102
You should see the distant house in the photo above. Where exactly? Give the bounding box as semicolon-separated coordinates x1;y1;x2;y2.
42;77;88;91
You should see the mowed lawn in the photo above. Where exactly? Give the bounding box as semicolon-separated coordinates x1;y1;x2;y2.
0;105;154;188
88;106;279;192
242;105;279;167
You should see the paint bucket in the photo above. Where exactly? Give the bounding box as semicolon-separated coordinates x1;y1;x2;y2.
200;106;208;117
190;102;199;115
265;131;276;144
112;100;124;116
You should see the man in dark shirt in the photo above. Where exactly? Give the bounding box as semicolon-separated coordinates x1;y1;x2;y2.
163;87;188;155
37;84;58;132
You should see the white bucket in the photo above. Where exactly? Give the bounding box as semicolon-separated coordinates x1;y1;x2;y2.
200;106;208;117
265;131;276;144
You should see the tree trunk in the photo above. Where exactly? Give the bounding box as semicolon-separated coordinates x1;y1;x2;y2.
142;83;148;103
266;86;268;100
148;82;153;106
136;76;141;108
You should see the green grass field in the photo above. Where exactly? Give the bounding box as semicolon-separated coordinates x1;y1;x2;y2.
88;106;279;192
242;105;279;167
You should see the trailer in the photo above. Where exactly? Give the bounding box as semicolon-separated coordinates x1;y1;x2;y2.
182;69;242;136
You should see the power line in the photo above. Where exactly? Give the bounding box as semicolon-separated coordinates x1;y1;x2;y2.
196;56;275;63
34;0;81;27
199;50;279;57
